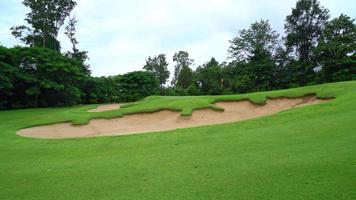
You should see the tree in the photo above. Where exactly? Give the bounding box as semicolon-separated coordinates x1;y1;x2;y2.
220;63;240;93
171;51;194;87
0;46;18;108
315;14;356;81
11;0;77;51
195;58;223;95
247;51;276;91
116;71;159;102
0;47;161;109
81;76;119;104
16;47;85;107
64;15;90;74
229;20;280;62
0;46;86;108
228;20;279;92
272;46;296;89
284;0;330;86
285;0;329;62
177;65;194;89
65;16;79;52
143;54;170;88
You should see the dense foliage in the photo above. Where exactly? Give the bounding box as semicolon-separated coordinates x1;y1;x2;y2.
0;46;84;108
0;46;159;109
0;0;355;109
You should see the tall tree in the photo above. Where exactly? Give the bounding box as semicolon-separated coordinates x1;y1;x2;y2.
177;65;194;89
285;0;329;62
64;15;90;74
171;51;194;88
65;16;79;53
284;0;330;86
195;58;223;95
143;54;170;88
11;0;77;51
229;20;279;92
316;14;356;81
273;46;295;88
229;20;280;62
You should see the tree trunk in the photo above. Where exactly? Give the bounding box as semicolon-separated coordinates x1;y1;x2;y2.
35;93;39;108
43;35;46;48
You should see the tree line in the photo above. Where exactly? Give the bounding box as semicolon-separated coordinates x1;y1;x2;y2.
0;0;355;109
146;0;355;95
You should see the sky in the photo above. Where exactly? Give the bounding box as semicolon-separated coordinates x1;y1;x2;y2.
0;0;355;77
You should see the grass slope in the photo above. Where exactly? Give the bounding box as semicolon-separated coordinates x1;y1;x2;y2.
0;81;355;200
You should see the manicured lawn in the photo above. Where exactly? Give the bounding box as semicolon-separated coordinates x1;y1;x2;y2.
0;81;355;199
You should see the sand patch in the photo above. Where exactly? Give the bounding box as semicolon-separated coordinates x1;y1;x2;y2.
87;104;122;112
17;96;330;139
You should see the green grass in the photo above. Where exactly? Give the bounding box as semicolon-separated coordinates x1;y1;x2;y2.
0;81;355;200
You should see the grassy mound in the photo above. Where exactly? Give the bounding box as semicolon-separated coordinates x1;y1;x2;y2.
0;81;355;199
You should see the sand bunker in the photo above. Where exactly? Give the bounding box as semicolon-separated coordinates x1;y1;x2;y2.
87;104;122;112
17;96;330;139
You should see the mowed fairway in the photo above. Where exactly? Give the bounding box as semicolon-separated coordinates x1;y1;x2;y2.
1;81;356;200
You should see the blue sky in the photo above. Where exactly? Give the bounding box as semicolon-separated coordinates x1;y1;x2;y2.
0;0;355;77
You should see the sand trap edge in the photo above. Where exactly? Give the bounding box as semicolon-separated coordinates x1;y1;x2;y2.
16;95;332;139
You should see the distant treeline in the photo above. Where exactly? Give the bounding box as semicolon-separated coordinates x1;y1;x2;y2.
0;0;355;109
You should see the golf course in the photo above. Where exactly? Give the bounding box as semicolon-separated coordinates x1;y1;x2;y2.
1;81;355;199
1;0;355;199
